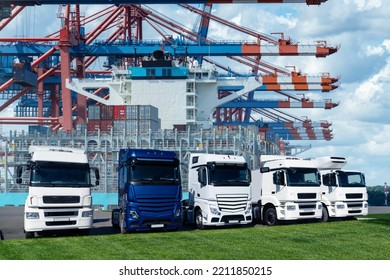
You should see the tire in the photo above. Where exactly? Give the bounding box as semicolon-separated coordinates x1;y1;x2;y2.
119;211;127;234
321;206;329;222
112;209;120;229
263;207;278;226
25;231;35;239
195;210;204;230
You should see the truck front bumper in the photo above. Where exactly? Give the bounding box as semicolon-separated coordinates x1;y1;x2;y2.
277;202;322;220
329;201;369;218
24;207;93;233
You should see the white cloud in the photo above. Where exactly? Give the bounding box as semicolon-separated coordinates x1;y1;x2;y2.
366;39;390;56
349;0;382;11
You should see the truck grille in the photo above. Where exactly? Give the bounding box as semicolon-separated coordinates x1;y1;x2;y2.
44;211;78;217
297;193;317;199
216;194;248;212
43;196;80;204
297;202;317;217
346;193;363;199
137;193;177;215
347;202;363;208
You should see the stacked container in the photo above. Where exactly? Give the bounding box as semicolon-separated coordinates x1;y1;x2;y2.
88;104;160;134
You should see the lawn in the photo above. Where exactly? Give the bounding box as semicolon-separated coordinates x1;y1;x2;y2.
1;214;389;260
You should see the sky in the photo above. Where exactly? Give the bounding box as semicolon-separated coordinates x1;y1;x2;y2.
1;0;389;187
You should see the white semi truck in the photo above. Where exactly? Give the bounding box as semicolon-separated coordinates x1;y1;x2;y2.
311;156;368;221
251;155;322;226
16;145;99;238
182;153;252;229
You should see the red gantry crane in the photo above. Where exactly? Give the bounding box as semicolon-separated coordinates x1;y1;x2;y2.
0;1;337;143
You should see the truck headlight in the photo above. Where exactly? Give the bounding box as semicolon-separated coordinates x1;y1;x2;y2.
318;204;322;210
130;210;140;219
364;203;368;208
26;212;39;219
286;205;296;211
82;210;93;218
336;204;345;209
245;203;252;214
174;208;181;217
209;206;221;216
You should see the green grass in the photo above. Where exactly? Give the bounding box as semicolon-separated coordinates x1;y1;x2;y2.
1;214;389;260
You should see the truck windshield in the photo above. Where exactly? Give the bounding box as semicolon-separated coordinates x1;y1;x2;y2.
209;165;250;186
286;168;320;187
129;161;180;184
31;161;91;187
337;171;366;187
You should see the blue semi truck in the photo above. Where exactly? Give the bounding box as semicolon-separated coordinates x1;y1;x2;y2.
111;149;182;232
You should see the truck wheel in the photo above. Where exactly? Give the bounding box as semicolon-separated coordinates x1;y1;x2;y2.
263;208;278;226
321;207;329;222
25;232;35;239
195;210;204;230
119;212;127;234
112;209;120;228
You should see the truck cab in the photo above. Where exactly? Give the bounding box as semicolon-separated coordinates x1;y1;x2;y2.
251;155;322;226
111;149;182;232
313;157;368;221
183;153;252;229
17;145;99;238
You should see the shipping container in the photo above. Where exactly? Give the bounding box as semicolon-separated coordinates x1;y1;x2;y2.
126;105;139;120
113;120;126;133
28;125;49;134
126;120;139;134
139;105;159;121
139;119;160;133
87;120;101;132
100;105;113;120
100;120;113;133
113;105;126;120
87;105;101;120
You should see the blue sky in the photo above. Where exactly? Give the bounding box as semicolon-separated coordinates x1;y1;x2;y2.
1;1;389;186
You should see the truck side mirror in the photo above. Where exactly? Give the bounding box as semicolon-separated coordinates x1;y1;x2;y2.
260;167;270;173
273;170;285;186
197;167;207;186
16;165;24;184
94;168;100;186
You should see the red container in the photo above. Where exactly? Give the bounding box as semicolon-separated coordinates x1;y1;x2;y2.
100;120;113;133
87;120;100;132
113;105;126;120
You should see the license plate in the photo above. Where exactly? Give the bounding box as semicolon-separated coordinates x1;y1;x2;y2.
53;217;70;222
151;224;164;228
229;220;239;224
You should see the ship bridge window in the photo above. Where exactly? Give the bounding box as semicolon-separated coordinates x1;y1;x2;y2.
162;68;172;77
146;69;156;78
186;82;195;92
